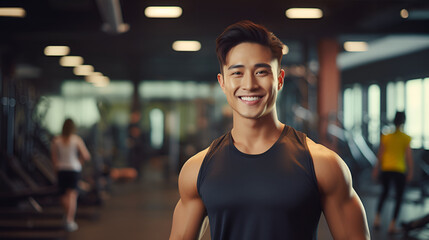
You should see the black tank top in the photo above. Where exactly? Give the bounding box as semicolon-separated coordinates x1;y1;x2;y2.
197;125;322;240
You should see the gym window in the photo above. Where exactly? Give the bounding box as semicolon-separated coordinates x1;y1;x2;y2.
368;84;380;146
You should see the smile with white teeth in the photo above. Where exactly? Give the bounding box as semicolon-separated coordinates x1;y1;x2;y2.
240;96;262;101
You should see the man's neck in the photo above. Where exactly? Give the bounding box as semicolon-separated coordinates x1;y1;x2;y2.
230;112;284;154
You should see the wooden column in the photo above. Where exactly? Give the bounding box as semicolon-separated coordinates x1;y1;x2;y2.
317;39;340;150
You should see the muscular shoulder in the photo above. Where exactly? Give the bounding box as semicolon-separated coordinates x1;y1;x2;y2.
178;148;209;200
306;137;353;197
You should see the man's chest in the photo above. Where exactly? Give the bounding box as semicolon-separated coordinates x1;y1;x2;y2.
200;157;318;211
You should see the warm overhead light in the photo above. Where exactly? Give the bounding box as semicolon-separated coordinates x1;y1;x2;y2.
59;56;84;67
73;65;94;76
344;41;368;52
144;6;182;18
285;8;323;19
400;9;409;19
44;46;70;56
282;45;289;55
92;76;110;87
172;40;201;51
0;8;26;18
85;72;103;82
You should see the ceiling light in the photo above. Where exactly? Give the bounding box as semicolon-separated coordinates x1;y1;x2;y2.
344;41;368;52
282;45;289;55
92;76;110;87
59;56;83;67
172;40;201;52
85;72;103;82
285;8;323;19
400;9;409;19
44;46;70;56
73;65;94;76
0;8;26;18
144;6;182;18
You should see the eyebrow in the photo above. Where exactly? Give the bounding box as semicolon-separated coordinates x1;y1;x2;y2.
227;63;272;70
255;63;271;69
227;64;244;70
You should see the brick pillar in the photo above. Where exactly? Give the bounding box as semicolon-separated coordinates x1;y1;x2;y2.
317;39;340;150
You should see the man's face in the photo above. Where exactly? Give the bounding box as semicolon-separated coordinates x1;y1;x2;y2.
217;42;284;120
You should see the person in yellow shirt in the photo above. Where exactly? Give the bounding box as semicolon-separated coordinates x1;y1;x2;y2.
372;111;413;234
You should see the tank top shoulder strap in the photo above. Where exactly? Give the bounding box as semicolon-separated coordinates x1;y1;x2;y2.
197;132;230;196
284;126;307;145
205;132;229;162
284;126;319;189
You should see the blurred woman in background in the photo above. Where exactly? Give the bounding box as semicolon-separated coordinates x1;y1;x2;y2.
51;118;91;232
373;111;413;234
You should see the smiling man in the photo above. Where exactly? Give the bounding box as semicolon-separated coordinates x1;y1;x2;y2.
169;20;370;240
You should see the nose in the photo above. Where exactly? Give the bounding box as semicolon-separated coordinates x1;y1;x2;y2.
242;72;259;91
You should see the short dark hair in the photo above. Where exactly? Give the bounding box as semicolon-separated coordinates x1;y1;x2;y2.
216;20;284;73
393;111;406;126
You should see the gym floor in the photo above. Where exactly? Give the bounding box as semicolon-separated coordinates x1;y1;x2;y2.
65;163;429;240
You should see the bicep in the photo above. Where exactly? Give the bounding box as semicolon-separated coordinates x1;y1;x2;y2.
314;150;369;239
170;151;207;240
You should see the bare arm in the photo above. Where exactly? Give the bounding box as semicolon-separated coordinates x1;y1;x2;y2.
170;149;208;240
76;135;91;163
51;138;59;171
406;145;413;182
307;138;370;240
372;141;384;180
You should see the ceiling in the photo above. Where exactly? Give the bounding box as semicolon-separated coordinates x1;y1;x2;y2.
1;0;429;94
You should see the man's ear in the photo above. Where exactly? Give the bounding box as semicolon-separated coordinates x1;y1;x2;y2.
217;73;225;92
278;69;285;90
